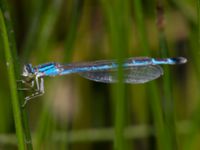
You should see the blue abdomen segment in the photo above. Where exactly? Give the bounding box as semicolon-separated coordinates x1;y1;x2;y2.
151;57;187;65
33;57;187;77
126;57;187;66
59;63;116;75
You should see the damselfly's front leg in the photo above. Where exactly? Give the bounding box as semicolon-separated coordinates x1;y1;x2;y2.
17;79;35;91
22;76;45;107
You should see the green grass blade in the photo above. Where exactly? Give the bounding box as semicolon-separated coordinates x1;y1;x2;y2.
133;0;171;150
133;0;149;56
0;1;33;149
64;0;83;62
183;1;200;150
21;0;45;62
0;8;26;150
34;0;63;148
60;0;84;149
35;0;63;62
101;0;131;149
156;1;178;149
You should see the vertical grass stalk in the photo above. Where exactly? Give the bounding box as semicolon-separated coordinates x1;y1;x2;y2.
34;0;64;149
21;0;45;63
0;0;33;149
133;0;170;149
0;9;26;150
64;0;83;62
60;0;84;149
156;1;178;149
183;0;200;149
101;0;130;149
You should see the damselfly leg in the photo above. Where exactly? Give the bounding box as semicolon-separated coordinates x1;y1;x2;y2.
17;79;35;91
18;75;45;107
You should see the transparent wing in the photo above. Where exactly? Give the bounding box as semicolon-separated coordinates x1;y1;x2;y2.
78;65;163;84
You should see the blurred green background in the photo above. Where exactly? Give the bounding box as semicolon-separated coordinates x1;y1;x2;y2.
0;0;198;149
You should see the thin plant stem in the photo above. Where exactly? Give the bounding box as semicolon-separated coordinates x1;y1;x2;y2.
183;0;200;149
101;0;131;149
156;0;178;149
64;0;84;62
0;1;33;149
0;8;26;150
21;0;45;63
133;0;169;150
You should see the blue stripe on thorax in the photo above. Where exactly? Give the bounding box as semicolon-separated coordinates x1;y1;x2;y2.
35;63;60;76
37;63;56;72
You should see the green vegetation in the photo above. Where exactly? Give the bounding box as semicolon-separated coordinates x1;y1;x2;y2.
0;0;198;149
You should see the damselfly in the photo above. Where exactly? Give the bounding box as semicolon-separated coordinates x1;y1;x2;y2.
19;57;187;106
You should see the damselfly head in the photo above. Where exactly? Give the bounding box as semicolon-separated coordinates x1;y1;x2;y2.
22;64;34;77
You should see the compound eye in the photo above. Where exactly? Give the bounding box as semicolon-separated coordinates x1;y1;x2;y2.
26;64;33;73
22;64;33;77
